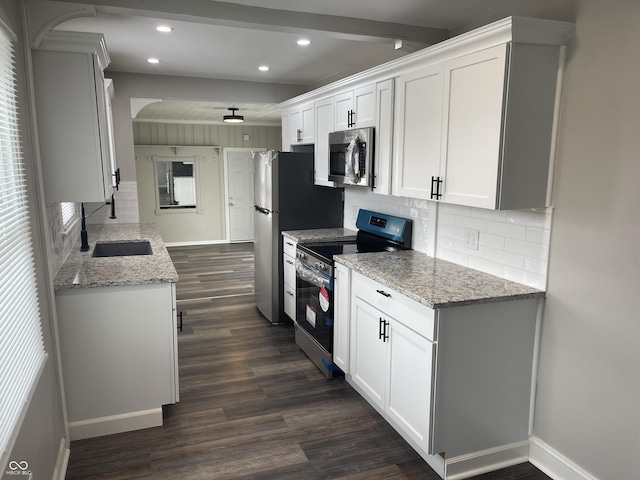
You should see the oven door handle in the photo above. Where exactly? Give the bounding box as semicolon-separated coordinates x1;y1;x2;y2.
295;259;331;289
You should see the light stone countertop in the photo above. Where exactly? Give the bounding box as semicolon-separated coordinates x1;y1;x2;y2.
335;250;544;309
282;227;357;244
54;223;178;290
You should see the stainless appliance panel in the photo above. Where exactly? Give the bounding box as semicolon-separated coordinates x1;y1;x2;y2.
328;127;374;187
252;150;343;325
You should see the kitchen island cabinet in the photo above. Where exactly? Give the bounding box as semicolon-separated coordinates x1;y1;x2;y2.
54;223;179;440
335;250;543;479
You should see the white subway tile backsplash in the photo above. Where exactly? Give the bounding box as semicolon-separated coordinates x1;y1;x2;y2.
478;232;506;250
468;256;505;277
526;227;551;246
505;238;549;260
436;247;469;266
524;257;548;276
485;247;525;269
471;208;507;222
452;215;488;232
487;221;527;240
344;190;553;290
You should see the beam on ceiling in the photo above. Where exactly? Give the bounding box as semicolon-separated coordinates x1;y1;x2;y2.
51;0;449;45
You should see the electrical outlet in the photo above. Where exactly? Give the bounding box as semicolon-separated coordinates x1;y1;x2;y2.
464;228;479;250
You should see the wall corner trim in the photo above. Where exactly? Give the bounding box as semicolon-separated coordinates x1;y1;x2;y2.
529;436;600;480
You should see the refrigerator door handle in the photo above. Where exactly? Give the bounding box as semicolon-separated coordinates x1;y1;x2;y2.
254;205;278;215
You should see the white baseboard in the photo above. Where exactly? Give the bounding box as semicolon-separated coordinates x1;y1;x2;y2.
51;437;70;480
68;408;163;441
529;436;599;480
445;441;529;480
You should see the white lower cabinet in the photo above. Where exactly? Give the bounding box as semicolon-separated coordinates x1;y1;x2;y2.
386;317;435;453
55;282;179;440
333;263;351;373
340;268;539;478
349;271;436;452
283;238;297;320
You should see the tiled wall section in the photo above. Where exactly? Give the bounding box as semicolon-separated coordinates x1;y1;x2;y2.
436;203;552;290
46;202;80;278
344;188;552;289
45;182;140;278
344;188;432;253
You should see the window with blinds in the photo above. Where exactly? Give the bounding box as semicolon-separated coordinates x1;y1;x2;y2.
0;26;47;466
60;201;76;230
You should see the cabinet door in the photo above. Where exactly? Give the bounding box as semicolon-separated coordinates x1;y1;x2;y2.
373;79;394;195
386;317;435;454
334;91;353;131
440;44;508;209
289;109;302;146
333;264;351;373
353;84;376;128
350;297;387;409
392;63;444;200
300;103;315;144
281;110;291;152
33;50;112;203
314;97;336;187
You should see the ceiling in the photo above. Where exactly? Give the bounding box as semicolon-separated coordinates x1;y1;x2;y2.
51;0;578;125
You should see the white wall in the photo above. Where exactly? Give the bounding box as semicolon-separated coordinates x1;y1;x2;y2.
107;71;304;182
532;1;640;479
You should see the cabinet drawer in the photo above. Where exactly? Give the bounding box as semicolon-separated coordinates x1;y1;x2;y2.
352;271;436;341
283;253;296;286
284;283;296;320
283;237;297;257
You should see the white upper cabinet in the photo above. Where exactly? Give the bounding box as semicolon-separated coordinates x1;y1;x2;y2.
439;43;561;210
372;79;395;195
32;31;114;204
334;84;376;131
280;110;291;152
288;102;315;146
392;64;444;200
313;97;335;187
279;17;573;208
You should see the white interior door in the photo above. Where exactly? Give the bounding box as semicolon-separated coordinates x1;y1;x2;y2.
225;148;261;242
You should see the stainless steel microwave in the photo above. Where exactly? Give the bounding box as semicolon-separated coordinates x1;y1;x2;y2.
328;127;374;187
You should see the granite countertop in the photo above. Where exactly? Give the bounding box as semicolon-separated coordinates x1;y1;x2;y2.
335;250;544;309
282;227;357;244
54;223;178;290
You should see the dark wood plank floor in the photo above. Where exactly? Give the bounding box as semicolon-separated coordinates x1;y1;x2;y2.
65;243;551;480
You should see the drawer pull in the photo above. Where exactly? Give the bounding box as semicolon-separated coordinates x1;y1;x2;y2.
286;259;294;265
376;289;391;298
286;241;294;246
286;290;295;297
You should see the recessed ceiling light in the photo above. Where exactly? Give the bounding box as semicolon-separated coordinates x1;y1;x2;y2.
258;65;269;72
297;39;311;46
156;26;173;33
147;57;160;64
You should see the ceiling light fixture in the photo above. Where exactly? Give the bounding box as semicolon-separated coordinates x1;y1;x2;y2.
297;39;311;46
147;57;160;64
223;107;244;124
258;65;269;72
156;25;173;33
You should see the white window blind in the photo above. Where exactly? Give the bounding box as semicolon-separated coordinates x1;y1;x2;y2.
0;27;47;467
60;201;76;229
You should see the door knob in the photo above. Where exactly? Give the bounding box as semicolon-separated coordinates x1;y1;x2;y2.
229;202;234;206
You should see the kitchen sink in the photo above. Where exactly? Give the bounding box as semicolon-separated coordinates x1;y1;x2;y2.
92;241;153;257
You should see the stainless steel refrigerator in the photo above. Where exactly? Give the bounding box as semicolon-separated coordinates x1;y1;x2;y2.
254;151;343;325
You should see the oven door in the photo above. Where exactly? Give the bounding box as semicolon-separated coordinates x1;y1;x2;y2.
295;257;334;353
